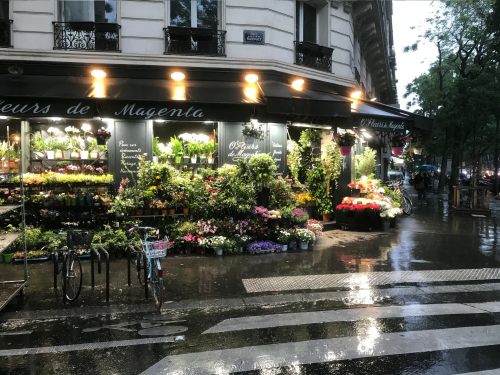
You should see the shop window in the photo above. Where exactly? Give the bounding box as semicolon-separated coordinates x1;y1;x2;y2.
170;0;218;29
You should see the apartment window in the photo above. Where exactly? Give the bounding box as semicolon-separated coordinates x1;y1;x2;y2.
0;1;8;20
58;0;117;23
296;1;317;43
170;0;218;29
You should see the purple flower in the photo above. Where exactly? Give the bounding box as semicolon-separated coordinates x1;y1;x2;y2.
292;208;306;217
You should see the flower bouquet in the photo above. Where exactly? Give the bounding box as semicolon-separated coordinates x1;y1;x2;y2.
294;228;316;250
292;208;309;224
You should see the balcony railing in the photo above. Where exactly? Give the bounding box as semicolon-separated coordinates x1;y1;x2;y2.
294;41;333;73
0;20;13;48
53;22;121;52
164;26;226;56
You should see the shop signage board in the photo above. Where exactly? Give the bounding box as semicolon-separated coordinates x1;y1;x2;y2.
0;98;257;122
243;30;265;44
218;122;287;174
109;120;153;185
357;117;410;131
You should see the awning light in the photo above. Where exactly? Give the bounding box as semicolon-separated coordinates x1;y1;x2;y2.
171;71;186;81
370;97;377;101
350;90;363;100
245;73;259;84
291;78;305;91
91;69;107;79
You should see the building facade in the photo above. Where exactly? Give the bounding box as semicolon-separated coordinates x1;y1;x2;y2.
0;0;397;103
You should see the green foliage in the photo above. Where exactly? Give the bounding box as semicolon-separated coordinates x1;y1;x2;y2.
31;133;46;153
153;136;162;157
246;153;276;188
186;141;203;156
299;129;321;147
202;140;217;156
169;136;184;156
322;142;342;182
269;176;294;209
306;162;333;214
92;226;130;256
287;141;301;182
355;147;377;179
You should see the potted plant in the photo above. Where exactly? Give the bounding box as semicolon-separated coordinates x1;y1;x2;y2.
31;133;46;160
45;128;58;160
206;236;229;256
169;137;184;164
276;229;291;252
204;140;217;164
391;134;406;156
295;228;315;250
95;127;111;146
242;123;264;140
333;131;357;156
187;141;201;164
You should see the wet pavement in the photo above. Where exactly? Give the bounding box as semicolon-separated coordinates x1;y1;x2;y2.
2;192;500;374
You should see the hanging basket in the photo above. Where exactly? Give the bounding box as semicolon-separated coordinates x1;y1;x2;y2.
391;146;404;156
339;146;352;156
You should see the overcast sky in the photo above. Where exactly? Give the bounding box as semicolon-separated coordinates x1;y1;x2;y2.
392;0;440;110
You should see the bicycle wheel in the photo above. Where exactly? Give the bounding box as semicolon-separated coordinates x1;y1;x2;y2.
150;258;164;310
136;251;147;286
402;194;413;215
62;252;83;302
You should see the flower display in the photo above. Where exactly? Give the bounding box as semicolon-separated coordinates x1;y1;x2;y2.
294;228;316;242
247;241;282;254
306;219;324;237
295;192;315;206
333;131;357;146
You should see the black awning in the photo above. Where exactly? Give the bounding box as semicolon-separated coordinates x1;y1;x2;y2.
0;75;262;121
259;81;351;122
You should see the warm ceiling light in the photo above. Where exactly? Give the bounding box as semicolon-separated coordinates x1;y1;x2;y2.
350;90;363;99
91;69;107;79
243;85;258;102
171;71;186;81
245;73;259;84
370;97;377;101
291;78;305;91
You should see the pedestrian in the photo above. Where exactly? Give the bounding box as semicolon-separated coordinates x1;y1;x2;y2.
414;171;426;202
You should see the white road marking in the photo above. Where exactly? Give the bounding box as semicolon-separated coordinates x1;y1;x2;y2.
456;370;500;375
204;301;498;334
243;268;500;293
141;325;500;375
0;337;175;356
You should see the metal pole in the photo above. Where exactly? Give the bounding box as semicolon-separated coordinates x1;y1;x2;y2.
103;249;109;304
144;255;148;300
90;251;95;288
127;250;131;286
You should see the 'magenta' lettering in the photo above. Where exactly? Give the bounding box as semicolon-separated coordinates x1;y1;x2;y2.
114;103;204;119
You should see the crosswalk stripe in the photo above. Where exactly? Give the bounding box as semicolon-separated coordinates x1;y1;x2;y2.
242;268;500;293
203;301;499;334
141;325;500;375
456;371;500;375
0;337;175;356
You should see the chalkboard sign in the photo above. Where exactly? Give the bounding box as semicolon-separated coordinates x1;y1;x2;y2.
109;120;152;185
218;122;287;174
269;123;287;175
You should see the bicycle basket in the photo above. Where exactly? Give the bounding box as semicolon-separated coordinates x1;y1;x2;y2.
144;240;168;259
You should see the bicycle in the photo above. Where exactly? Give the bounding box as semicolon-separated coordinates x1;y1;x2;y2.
386;179;413;215
53;230;93;303
128;226;167;310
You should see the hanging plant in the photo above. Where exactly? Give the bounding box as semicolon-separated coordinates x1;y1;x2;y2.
94;127;111;146
333;131;357;156
391;134;408;156
242;123;264;140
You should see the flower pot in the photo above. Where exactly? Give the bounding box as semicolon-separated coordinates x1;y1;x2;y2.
168;208;176;215
182;207;189;216
339;146;352;156
190;156;197;164
99;151;107;160
96;136;108;146
161;209;169;216
90;150;99;159
71;151;80;159
322;213;332;222
382;220;390;231
288;240;297;251
175;156;182;164
207;156;214;164
135;209;144;216
63;151;71;159
183;156;190;164
8;161;17;169
390;217;397;228
308;241;314;251
45;150;55;160
281;244;288;252
32;151;44;160
80;151;89;160
55;150;64;160
391;146;404;156
299;241;309;251
200;156;207;164
214;248;223;256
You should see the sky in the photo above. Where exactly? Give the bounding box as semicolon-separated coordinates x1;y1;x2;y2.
392;0;440;110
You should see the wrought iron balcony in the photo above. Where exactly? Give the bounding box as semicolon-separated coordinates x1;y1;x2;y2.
294;41;333;73
53;22;121;52
164;26;226;56
0;20;13;48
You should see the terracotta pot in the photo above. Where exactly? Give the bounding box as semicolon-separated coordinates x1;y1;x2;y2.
339;146;352;156
168;208;176;215
391;146;404;156
183;207;189;216
322;213;332;222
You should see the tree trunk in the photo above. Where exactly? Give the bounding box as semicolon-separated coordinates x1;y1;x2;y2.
438;127;449;193
495;116;500;195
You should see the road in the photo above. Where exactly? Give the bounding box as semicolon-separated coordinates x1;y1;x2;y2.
1;194;500;374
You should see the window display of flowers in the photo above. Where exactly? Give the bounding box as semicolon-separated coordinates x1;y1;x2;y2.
294;228;316;243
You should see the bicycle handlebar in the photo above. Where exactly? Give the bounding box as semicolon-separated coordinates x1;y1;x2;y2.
128;226;157;233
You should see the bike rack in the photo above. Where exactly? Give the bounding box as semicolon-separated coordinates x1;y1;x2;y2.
91;245;110;303
126;245;150;301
